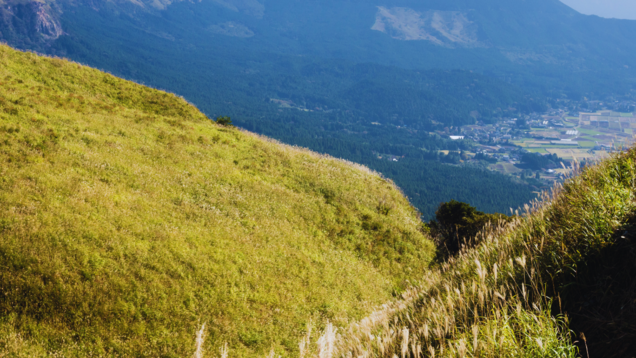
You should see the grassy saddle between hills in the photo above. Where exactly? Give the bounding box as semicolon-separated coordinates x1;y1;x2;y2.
0;45;435;357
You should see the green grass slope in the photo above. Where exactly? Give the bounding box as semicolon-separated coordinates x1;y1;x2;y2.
328;150;636;357
0;45;435;357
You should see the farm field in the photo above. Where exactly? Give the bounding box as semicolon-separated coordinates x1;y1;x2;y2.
472;111;636;190
488;162;523;175
512;119;635;162
545;148;608;160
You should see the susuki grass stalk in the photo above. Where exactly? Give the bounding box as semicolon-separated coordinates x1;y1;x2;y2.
220;343;229;358
194;323;206;358
312;149;636;357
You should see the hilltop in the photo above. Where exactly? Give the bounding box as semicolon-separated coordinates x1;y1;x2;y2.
0;45;435;356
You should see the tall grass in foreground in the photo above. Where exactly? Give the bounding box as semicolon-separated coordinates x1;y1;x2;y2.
194;323;206;358
276;150;636;357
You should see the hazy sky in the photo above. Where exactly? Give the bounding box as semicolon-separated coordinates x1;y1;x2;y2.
560;0;636;20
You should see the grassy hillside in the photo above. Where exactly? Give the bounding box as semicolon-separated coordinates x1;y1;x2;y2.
0;44;435;357
324;150;636;357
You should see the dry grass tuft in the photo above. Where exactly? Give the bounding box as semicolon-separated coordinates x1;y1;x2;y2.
220;342;229;358
194;323;206;358
317;322;337;358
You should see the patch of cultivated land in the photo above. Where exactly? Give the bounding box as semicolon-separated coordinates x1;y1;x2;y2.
513;123;633;163
546;148;606;160
489;162;522;175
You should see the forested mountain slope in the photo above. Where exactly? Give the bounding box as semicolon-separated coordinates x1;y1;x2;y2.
0;44;435;357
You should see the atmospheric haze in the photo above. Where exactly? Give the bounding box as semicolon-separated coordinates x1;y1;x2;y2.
560;0;636;20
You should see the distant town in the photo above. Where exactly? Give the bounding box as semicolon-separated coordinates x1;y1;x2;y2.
272;93;636;192
437;99;636;191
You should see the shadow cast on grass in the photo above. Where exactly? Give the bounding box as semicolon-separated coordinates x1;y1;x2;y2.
560;214;636;358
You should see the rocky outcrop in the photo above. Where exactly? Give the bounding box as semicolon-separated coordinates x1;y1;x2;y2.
0;1;62;48
210;0;264;18
372;7;483;48
31;1;62;39
209;21;254;37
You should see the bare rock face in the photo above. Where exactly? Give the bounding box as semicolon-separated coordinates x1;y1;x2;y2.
0;1;62;47
102;0;264;17
372;6;483;48
209;21;254;37
210;0;264;18
31;1;62;39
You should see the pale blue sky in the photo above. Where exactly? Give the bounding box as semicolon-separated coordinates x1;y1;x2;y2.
560;0;636;20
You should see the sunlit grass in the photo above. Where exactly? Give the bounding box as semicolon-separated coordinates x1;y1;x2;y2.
312;149;636;357
0;45;435;356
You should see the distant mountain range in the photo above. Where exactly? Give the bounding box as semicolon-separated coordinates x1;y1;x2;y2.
4;0;636;85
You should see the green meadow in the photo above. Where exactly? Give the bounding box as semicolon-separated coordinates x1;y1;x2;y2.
0;45;435;357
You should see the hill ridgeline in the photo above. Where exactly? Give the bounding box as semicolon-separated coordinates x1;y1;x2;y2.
0;45;435;357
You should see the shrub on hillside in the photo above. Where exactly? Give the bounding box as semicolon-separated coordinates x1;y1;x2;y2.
215;116;233;127
429;200;513;256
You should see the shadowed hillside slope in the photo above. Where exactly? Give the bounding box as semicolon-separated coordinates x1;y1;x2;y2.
0;45;435;357
315;150;636;356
